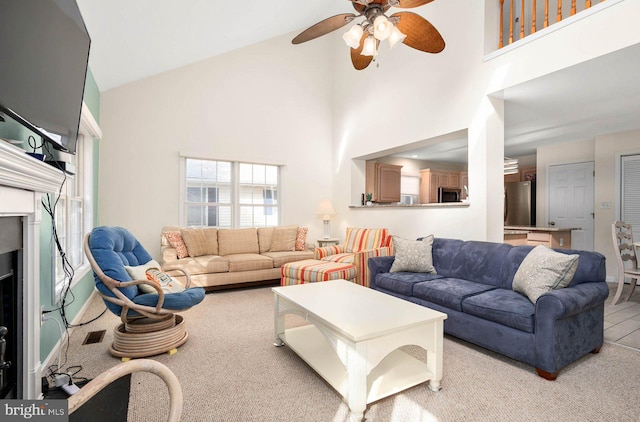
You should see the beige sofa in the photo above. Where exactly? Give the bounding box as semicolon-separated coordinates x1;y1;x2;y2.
160;225;314;290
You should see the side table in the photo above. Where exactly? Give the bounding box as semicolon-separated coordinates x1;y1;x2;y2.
317;238;340;247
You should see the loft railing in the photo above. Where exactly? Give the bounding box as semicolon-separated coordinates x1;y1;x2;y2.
499;0;606;48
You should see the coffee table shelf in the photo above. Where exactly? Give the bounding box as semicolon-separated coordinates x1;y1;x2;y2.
280;324;432;404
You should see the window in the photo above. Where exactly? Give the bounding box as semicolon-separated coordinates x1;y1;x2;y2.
621;154;640;240
183;158;280;228
400;175;419;205
51;135;92;304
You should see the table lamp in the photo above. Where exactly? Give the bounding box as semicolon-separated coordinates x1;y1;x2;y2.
316;200;336;239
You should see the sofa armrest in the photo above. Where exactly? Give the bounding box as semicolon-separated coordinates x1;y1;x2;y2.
367;255;395;289
536;282;610;319
534;281;609;374
314;245;344;260
352;247;392;287
161;245;178;265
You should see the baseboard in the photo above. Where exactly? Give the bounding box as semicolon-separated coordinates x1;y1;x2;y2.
41;290;99;373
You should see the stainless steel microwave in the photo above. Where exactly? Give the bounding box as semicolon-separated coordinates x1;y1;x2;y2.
437;187;461;203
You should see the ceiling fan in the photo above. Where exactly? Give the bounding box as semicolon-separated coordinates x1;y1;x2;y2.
292;0;445;70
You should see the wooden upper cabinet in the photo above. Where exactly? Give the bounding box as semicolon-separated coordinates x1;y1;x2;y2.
420;168;464;203
365;162;402;203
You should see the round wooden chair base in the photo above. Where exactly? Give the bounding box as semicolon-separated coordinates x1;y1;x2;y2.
109;314;188;358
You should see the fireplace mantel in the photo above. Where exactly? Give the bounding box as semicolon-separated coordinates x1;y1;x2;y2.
0;140;64;193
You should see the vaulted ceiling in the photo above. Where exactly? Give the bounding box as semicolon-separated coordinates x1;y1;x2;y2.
77;1;640;160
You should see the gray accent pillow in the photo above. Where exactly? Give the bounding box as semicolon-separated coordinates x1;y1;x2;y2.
390;235;437;273
512;245;579;303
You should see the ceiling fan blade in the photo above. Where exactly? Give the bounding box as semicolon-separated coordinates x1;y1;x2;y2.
396;0;435;8
292;13;356;44
351;0;391;14
350;33;375;70
391;11;445;53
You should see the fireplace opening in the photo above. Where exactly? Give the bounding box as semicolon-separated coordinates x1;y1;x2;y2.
0;216;23;399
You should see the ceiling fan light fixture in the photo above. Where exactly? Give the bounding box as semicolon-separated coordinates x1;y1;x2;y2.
342;24;363;49
388;25;407;48
361;36;377;56
373;15;392;41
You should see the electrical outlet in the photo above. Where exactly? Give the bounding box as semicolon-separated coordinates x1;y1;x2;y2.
41;306;45;326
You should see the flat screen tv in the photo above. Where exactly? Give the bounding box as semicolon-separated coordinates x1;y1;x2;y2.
0;0;91;154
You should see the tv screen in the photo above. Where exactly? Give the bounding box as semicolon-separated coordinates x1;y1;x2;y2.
0;0;90;154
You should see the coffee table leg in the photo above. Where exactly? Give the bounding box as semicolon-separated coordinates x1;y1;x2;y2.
273;294;284;347
426;320;444;391
346;343;367;422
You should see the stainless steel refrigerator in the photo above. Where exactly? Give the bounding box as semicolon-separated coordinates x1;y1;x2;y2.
504;181;536;226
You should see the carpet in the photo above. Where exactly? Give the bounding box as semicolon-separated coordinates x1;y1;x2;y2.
64;285;640;422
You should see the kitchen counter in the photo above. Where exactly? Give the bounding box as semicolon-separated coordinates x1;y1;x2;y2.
504;226;580;232
503;226;578;249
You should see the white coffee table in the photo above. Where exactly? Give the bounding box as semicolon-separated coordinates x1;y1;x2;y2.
273;280;447;422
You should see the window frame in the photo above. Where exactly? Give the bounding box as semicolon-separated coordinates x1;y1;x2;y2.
180;157;282;228
51;133;93;305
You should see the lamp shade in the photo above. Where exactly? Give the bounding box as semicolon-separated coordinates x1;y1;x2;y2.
388;25;406;48
316;200;336;220
361;36;377;57
373;15;393;41
342;25;363;49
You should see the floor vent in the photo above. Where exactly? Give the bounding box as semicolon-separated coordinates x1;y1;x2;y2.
82;330;106;345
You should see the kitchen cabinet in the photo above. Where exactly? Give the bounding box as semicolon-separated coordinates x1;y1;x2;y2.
419;169;463;203
365;162;402;203
460;172;469;199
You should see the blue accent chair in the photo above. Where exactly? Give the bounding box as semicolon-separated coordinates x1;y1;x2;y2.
84;226;205;358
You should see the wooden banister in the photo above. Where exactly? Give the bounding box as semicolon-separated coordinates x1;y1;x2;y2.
499;0;505;48
499;0;604;48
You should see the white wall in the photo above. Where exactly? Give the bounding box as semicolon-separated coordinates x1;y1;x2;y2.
594;129;640;279
97;0;640;258
99;35;335;257
329;0;640;244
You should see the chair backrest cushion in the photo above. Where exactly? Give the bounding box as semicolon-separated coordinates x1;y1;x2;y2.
89;226;153;306
344;228;391;253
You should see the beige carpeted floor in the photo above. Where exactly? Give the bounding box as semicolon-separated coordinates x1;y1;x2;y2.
60;285;640;422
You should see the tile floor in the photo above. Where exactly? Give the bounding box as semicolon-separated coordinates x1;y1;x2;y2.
604;282;640;350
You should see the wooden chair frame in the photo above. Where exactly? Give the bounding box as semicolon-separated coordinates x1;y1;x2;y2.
68;359;182;421
611;221;640;305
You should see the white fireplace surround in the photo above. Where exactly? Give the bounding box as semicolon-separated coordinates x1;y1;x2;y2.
0;103;100;399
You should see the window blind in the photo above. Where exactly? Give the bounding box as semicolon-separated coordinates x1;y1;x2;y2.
621;154;640;240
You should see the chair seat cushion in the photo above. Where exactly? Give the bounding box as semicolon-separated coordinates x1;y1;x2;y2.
133;287;206;311
321;253;354;264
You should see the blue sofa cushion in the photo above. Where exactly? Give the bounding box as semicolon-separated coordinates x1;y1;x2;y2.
429;238;464;277
413;278;496;312
449;241;513;287
375;272;444;296
462;288;536;333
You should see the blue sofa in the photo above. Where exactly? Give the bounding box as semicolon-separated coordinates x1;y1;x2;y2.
368;238;609;380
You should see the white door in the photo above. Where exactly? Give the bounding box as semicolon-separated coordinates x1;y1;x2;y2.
548;162;595;251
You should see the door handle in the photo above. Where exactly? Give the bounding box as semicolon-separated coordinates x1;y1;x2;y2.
549;221;556;226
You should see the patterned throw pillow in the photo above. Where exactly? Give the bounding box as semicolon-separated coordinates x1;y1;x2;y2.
124;260;185;294
389;235;437;273
164;231;189;259
512;245;579;303
295;227;308;251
